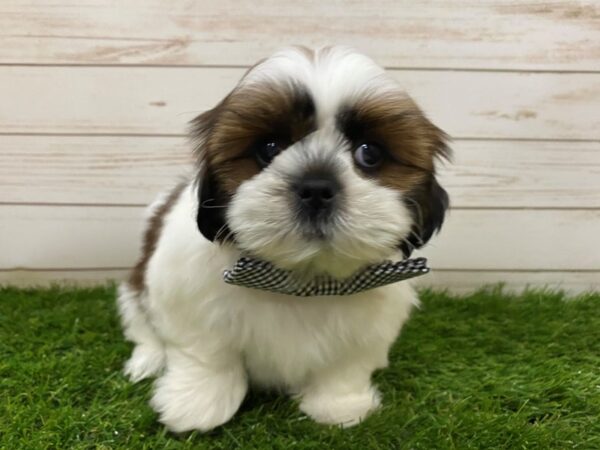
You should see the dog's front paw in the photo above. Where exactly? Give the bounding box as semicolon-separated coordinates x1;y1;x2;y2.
150;361;247;433
124;343;165;382
299;386;381;427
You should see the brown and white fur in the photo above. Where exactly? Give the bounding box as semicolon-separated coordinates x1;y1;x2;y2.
118;46;450;432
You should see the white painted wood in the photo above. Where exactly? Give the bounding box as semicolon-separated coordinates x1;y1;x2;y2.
1;1;598;292
416;209;600;271
413;270;600;295
437;140;600;209
3;136;600;208
1;67;599;139
1;1;598;70
3;269;598;295
1;205;599;271
0;269;128;287
0;205;146;269
1;135;193;205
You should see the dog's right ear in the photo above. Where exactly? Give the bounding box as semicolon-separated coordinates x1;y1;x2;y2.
191;107;230;242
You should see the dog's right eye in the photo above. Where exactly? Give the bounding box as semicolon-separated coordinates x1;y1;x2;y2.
255;141;281;167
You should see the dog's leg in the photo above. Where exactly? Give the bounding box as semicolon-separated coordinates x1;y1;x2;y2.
298;347;387;427
150;346;247;433
117;284;166;382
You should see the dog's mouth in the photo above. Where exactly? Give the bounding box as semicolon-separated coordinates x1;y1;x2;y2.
299;224;330;241
269;242;392;279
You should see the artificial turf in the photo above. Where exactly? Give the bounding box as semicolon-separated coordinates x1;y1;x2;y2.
1;285;599;449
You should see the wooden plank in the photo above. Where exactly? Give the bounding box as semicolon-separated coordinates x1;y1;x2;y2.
1;67;599;139
1;206;599;271
2;268;598;295
0;205;147;269
417;209;600;271
413;270;600;295
437;140;600;209
2;136;600;208
0;135;193;205
1;1;599;70
0;269;128;288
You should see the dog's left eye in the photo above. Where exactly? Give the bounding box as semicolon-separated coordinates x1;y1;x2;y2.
255;141;281;167
354;143;383;169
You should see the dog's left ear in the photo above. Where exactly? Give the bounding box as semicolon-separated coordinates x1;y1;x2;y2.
401;116;451;257
191;106;230;242
401;176;449;257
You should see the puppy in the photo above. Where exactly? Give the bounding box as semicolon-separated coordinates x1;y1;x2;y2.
118;46;449;432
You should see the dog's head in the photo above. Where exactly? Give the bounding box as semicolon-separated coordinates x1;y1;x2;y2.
192;46;450;278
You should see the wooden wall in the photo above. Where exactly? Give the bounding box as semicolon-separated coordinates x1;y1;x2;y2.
1;1;599;292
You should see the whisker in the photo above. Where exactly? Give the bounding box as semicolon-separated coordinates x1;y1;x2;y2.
403;196;425;242
214;223;232;241
403;197;423;227
399;236;417;254
201;199;228;209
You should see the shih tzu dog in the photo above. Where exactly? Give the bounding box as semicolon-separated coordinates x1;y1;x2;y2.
118;46;449;432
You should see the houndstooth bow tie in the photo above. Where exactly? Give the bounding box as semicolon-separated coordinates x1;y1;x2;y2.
223;256;430;297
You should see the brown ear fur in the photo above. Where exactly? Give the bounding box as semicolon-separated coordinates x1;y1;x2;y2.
402;117;451;256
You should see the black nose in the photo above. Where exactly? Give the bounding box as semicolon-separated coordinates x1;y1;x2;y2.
294;177;340;218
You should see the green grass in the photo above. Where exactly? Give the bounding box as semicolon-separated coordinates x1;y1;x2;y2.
1;286;599;450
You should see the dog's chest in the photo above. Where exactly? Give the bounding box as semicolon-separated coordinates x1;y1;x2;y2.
229;287;412;389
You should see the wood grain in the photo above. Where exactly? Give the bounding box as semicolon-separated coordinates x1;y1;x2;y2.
2;66;599;139
1;205;599;271
3;135;600;208
437;140;600;209
417;209;600;271
0;135;193;204
1;1;599;70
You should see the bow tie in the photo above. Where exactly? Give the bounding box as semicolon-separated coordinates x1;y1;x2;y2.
223;256;430;297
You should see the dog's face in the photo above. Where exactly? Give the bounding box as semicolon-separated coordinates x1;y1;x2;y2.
193;46;449;278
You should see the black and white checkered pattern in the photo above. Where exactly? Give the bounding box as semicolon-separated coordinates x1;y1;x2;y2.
223;256;430;297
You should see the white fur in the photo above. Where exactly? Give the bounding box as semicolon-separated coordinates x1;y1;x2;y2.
120;184;418;431
119;47;421;432
227;128;413;278
117;284;165;381
245;46;399;125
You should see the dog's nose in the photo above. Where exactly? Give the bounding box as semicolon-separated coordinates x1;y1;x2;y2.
294;177;339;217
